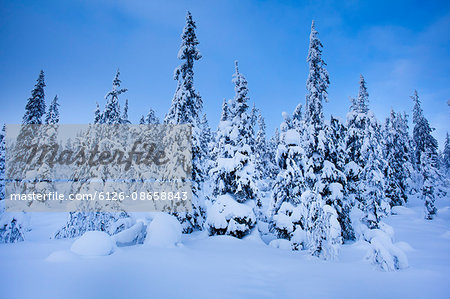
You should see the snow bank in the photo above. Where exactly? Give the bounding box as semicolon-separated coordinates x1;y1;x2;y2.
363;227;408;271
113;221;147;247
269;239;291;250
144;213;182;248
46;250;78;262
70;231;115;256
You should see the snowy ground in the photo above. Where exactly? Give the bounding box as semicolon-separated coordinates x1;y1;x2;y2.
1;195;449;299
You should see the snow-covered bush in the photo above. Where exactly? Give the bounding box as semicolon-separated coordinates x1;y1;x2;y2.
144;213;182;248
70;231;115;256
54;212;130;239
206;194;256;238
113;221;147;247
0;212;26;243
362;225;408;271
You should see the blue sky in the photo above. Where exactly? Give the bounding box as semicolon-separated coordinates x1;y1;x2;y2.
1;0;449;147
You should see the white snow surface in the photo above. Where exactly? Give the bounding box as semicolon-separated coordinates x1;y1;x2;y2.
0;195;449;298
144;213;182;248
70;231;115;256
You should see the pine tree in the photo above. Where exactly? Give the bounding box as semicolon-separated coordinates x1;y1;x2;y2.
421;149;438;219
139;115;145;125
267;128;280;181
383;110;411;206
94;102;102;124
412;90;438;169
23;70;46;125
269;112;305;243
103;69;127;124
302;21;342;259
165;12;206;233
45;95;60;124
346;75;389;229
411;90;439;218
324;116;354;241
121;99;130;124
207;61;257;238
442;133;450;176
146;108;160;124
55;72;131;239
305;21;329;127
2;71;47;242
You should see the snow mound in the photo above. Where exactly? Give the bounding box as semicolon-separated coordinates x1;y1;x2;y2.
269;239;291;250
113;221;146;247
363;228;408;271
70;231;115;256
46;250;78;262
144;213;182;248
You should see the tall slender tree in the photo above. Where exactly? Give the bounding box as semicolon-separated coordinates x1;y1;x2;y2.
45;95;60;124
165;12;206;233
23;70;46;125
103;69;126;124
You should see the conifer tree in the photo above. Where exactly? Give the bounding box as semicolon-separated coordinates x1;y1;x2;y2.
103;69;126;124
45;95;60;124
383;110;411;206
411;90;440;218
121;99;130;124
94;102;102;124
23;70;46;125
165;12;206;233
411;90;438;169
346;75;389;229
442;133;450;176
207;61;257;238
146;108;160;124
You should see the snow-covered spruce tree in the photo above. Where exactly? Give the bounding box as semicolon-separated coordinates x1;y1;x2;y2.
103;69;127;124
121;99;130;124
442;133;450;176
206;61;257;238
301;21;342;259
0;123;25;243
421;149;438;219
45;95;60;124
412;90;438;169
199;114;213;181
146;108;160;124
346;75;389;229
23;70;46;125
270;22;342;258
249;103;258;148
324;116;354;241
411;90;440;218
382;110;411;206
255;111;274;193
164;11;206;233
94;102;102;124
55;72;130;239
0;70;46;243
269;112;306;247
